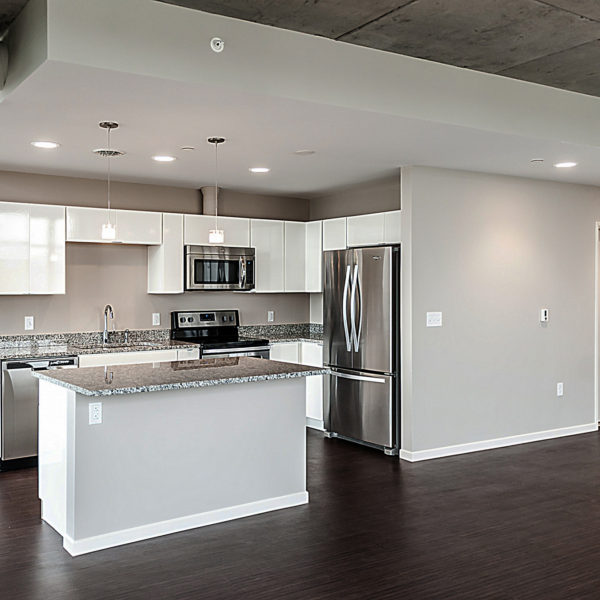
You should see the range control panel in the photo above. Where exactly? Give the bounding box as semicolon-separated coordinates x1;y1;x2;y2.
171;310;239;329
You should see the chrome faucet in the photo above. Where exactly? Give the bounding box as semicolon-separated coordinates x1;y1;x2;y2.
103;304;114;345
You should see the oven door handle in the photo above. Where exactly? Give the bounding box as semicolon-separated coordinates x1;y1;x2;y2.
202;346;271;355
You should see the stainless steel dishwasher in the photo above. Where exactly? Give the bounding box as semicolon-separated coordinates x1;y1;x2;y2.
1;356;78;470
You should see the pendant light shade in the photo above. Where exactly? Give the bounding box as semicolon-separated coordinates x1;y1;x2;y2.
207;137;225;245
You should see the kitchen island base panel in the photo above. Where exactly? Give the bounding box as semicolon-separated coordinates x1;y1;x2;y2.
38;377;308;556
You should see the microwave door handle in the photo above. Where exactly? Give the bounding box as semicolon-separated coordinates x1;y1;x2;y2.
342;265;352;352
240;258;247;289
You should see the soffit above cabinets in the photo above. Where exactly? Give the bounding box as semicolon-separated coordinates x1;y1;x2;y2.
2;0;600;195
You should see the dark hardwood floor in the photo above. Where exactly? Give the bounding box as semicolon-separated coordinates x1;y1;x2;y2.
3;430;600;599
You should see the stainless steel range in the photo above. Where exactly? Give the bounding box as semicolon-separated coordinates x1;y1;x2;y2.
170;310;270;359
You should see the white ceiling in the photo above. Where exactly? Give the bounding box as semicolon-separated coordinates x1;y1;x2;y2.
1;60;599;198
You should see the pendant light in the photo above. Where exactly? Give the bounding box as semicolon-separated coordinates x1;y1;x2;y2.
94;121;124;241
207;136;225;244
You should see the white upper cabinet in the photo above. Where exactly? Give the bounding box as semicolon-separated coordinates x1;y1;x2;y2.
184;214;250;247
115;210;162;245
384;210;401;244
29;204;66;294
346;213;385;247
250;219;285;292
284;221;306;292
346;210;401;247
66;207;114;243
0;201;30;294
66;207;161;244
148;213;184;294
0;202;65;295
322;217;347;251
305;220;322;292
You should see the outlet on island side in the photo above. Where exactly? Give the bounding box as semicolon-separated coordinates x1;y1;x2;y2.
267;310;275;323
89;402;102;425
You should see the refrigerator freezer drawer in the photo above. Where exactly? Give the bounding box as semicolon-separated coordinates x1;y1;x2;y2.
325;370;395;448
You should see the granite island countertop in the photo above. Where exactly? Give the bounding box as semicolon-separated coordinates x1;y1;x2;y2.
32;357;328;396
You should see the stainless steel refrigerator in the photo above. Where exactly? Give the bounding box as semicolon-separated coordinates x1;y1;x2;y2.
323;246;400;455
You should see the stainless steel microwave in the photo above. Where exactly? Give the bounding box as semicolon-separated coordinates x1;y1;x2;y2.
185;246;255;291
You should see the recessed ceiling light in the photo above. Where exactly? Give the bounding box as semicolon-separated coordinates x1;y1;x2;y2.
554;161;577;168
249;167;270;173
31;141;60;149
181;146;195;151
530;158;544;163
294;149;316;156
152;155;176;162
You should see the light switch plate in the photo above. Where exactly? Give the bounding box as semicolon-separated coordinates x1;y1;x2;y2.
152;313;160;326
24;316;34;331
540;308;549;322
426;312;442;327
557;382;564;397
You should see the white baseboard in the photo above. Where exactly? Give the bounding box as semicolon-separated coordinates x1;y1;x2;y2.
61;491;309;557
306;417;325;431
400;422;598;462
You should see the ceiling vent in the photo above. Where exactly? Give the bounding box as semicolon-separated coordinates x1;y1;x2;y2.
0;42;8;90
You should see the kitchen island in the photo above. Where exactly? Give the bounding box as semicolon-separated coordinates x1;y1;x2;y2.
33;357;326;556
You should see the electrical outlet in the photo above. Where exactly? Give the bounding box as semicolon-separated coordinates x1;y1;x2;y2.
152;313;161;326
267;310;275;323
426;312;442;327
24;316;34;331
557;382;564;397
89;402;102;425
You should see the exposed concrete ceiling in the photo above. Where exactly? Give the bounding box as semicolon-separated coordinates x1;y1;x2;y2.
158;0;600;97
0;0;27;38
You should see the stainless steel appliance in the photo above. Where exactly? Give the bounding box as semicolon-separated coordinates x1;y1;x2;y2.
1;355;78;470
323;246;400;455
185;246;255;291
171;310;270;358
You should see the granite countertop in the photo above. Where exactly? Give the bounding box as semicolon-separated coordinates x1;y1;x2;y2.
0;340;197;361
241;333;323;345
32;357;328;396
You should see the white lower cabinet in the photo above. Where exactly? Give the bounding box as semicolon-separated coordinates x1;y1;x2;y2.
269;341;300;363
78;349;179;368
270;341;324;430
250;219;285;292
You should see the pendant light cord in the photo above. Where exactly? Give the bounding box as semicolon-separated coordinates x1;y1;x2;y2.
107;127;112;224
214;140;219;230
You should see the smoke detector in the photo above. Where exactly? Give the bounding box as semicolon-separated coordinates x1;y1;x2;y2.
210;37;225;53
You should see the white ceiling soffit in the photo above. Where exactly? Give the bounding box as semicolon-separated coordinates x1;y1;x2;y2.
0;0;599;195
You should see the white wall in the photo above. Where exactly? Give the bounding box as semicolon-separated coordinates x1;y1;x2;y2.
401;166;600;457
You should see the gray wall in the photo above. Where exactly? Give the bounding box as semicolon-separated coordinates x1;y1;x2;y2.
202;187;309;221
0;244;308;334
401;166;600;453
309;172;400;220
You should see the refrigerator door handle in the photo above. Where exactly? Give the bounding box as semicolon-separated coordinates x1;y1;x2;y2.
355;266;362;351
342;265;352;352
331;371;387;384
350;264;360;352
